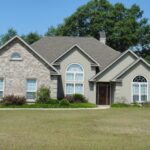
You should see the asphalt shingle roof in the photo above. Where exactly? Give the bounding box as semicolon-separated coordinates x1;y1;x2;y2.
31;36;121;69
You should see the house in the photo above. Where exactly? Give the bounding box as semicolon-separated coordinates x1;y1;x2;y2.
0;33;149;105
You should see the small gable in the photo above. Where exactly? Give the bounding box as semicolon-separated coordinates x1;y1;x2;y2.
114;59;150;81
52;45;99;66
92;50;138;82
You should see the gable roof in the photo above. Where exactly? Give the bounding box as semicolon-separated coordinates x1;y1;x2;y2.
90;49;139;81
112;58;150;82
0;36;60;75
31;36;120;70
51;44;100;66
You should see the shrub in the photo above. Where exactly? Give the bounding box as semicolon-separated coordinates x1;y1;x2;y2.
47;99;59;104
65;94;87;103
65;95;74;103
36;85;50;104
73;94;87;103
59;99;70;106
1;95;26;105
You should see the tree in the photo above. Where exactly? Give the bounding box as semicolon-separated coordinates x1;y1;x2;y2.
53;0;150;53
45;26;58;36
137;46;150;63
0;28;17;45
22;32;42;45
145;54;150;63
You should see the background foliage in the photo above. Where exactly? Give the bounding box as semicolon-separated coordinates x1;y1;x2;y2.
0;0;150;62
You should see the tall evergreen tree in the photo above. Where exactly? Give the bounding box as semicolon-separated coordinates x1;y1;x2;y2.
0;28;17;45
45;26;58;36
22;32;41;45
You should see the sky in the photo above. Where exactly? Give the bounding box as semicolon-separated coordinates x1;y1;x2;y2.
0;0;149;35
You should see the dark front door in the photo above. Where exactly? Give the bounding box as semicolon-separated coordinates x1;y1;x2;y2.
97;83;110;105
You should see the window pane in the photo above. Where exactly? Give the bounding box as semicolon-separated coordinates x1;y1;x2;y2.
27;92;36;99
11;52;21;59
0;91;3;99
75;73;83;81
133;84;139;94
0;79;3;91
75;84;83;94
67;64;83;72
141;84;147;101
66;83;74;94
133;84;139;102
133;95;139;102
141;84;147;95
141;95;147;101
66;73;74;81
27;79;36;91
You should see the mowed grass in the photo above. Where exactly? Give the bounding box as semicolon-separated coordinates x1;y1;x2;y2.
0;108;150;150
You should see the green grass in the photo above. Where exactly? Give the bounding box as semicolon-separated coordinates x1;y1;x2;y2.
0;102;96;108
111;103;130;107
0;108;150;149
111;103;141;108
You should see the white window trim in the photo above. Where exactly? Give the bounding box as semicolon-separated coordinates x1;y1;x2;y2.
26;79;37;100
65;63;84;95
131;82;148;103
11;58;22;61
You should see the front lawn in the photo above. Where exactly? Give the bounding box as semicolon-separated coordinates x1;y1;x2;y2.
0;102;96;108
0;108;150;150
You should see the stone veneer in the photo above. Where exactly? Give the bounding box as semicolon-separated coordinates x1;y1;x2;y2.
0;39;58;101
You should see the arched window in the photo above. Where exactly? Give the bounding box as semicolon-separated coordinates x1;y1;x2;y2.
133;76;147;82
11;52;22;60
132;76;148;102
65;64;84;95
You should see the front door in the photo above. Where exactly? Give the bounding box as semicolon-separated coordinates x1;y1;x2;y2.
97;83;109;105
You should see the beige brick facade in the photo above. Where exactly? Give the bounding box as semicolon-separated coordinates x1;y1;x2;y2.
0;39;57;101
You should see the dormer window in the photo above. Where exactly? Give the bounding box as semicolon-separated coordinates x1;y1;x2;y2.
11;52;22;60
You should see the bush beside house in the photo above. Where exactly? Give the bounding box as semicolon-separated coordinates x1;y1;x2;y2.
1;95;26;105
59;99;70;106
36;85;50;104
0;85;96;108
65;94;87;103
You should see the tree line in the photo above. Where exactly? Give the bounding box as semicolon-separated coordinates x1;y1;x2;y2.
0;0;150;62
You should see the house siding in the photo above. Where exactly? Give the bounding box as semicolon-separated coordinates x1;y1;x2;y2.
0;40;57;101
96;53;136;82
58;47;96;103
114;62;150;103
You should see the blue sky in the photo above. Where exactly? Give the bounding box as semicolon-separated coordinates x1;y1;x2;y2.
0;0;149;35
